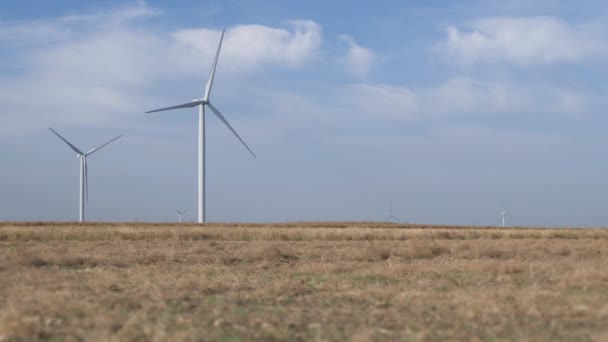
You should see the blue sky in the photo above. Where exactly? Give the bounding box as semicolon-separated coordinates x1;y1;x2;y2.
1;0;608;226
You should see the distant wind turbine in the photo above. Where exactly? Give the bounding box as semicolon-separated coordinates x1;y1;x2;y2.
175;208;189;223
146;28;256;224
386;201;399;223
49;128;123;222
500;209;510;227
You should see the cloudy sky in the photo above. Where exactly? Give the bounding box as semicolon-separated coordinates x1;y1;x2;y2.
1;0;608;226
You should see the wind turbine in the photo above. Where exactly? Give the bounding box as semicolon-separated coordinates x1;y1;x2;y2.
175;208;189;223
49;128;123;222
385;201;399;223
500;209;510;227
146;28;256;224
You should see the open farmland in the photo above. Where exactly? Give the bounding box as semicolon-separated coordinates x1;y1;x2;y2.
0;222;607;341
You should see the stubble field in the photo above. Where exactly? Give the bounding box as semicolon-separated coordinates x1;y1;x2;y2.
0;222;607;341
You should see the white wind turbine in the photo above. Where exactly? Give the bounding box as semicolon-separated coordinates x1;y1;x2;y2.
175;208;189;223
500;209;510;227
49;128;123;222
386;201;399;223
146;28;256;224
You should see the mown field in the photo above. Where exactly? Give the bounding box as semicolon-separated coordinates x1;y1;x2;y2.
0;222;607;341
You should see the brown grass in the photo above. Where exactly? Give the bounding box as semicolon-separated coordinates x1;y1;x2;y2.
0;222;607;341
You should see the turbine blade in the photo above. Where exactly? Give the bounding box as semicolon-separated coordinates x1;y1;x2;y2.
204;28;225;100
183;208;190;214
146;101;202;114
175;208;182;215
86;134;123;156
49;128;84;155
207;102;256;158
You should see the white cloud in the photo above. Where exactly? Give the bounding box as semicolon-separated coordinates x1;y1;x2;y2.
0;3;323;136
0;1;160;45
431;78;587;115
0;0;593;154
171;21;322;71
0;22;71;45
431;78;530;114
0;3;163;136
235;74;586;162
342;83;416;120
338;35;375;78
440;16;608;66
59;0;161;24
250;83;571;163
422;124;568;162
338;77;587;125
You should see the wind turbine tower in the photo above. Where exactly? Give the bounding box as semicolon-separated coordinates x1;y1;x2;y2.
49;128;123;222
146;29;256;223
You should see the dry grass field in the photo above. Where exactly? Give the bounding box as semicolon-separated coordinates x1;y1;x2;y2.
1;222;607;341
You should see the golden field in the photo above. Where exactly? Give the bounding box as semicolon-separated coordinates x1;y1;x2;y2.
0;222;607;341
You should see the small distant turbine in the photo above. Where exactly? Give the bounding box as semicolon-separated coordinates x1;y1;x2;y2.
500;209;510;227
386;201;399;223
49;128;123;222
175;208;189;223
